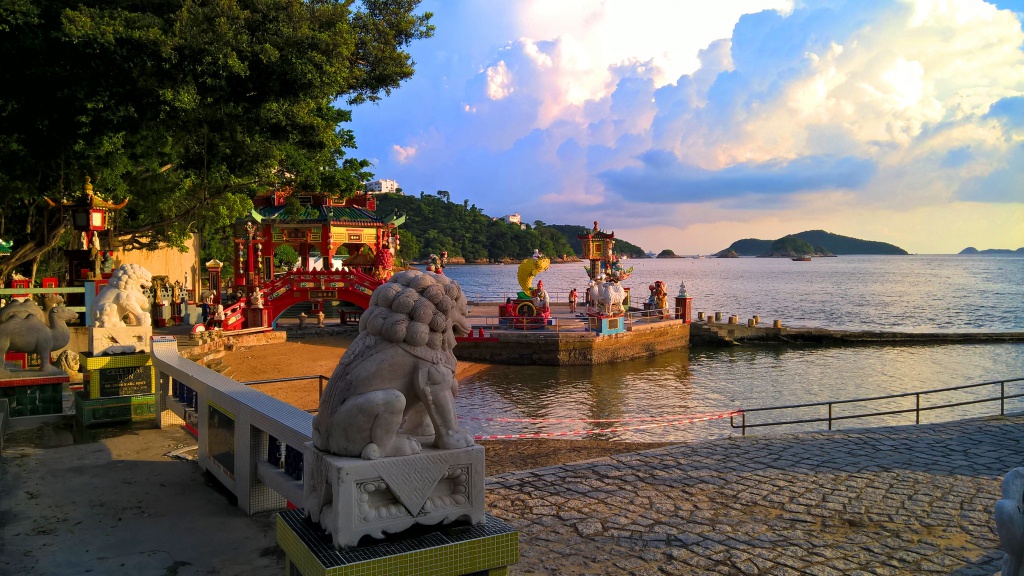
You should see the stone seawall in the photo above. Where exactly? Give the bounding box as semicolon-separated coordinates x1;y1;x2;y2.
454;320;689;366
690;322;1024;346
180;330;287;364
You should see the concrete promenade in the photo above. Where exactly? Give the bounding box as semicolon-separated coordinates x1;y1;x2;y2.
1;415;1020;575
488;415;1022;575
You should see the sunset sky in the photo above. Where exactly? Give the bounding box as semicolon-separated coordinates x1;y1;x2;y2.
349;0;1024;255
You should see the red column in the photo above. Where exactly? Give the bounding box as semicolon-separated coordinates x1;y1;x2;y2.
675;296;693;323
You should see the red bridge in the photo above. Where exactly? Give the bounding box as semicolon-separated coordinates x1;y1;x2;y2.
219;269;381;331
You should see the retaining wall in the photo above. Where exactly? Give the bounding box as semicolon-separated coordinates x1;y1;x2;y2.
454;320;690;366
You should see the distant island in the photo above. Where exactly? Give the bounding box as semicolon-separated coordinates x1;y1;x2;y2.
716;230;908;258
959;247;1024;255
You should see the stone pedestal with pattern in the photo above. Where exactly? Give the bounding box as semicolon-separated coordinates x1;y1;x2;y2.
303;442;485;549
88;326;152;355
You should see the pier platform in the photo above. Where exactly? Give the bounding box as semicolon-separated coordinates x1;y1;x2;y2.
454;302;690;366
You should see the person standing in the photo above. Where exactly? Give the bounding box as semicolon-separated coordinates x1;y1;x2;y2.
568;288;578;313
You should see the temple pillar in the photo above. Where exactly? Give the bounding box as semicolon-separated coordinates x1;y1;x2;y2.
300;242;310;271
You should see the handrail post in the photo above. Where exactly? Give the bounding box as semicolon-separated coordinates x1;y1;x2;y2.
319;376;324;400
1001;380;1005;416
828;403;832;431
741;411;746;436
916;394;920;425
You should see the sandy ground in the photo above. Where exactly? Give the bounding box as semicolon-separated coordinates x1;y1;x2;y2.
218;335;676;474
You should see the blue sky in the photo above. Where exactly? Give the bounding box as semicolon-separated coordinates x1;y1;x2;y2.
349;0;1024;254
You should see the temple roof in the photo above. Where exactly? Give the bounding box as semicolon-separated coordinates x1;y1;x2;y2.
578;230;616;240
577;220;615;240
255;205;385;227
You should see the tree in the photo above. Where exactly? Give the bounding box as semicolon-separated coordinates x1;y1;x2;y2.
0;0;433;281
395;229;420;264
274;244;299;270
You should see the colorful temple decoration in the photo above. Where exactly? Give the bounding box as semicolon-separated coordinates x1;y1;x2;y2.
233;189;404;296
578;221;632;282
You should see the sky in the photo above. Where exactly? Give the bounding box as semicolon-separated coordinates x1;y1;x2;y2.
348;0;1024;255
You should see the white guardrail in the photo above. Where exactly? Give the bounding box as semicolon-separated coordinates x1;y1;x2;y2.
151;336;313;515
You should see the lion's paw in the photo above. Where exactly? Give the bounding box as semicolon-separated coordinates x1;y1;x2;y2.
382;435;423;457
361;443;383;460
436;429;475;450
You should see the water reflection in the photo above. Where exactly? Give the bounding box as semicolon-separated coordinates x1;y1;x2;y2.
456;343;1024;442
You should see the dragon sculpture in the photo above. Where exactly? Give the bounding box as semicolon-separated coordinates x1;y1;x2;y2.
516;256;550;299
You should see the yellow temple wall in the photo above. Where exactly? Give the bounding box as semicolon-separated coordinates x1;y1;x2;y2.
111;234;201;297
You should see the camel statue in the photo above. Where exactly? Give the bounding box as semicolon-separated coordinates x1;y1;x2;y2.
0;304;78;377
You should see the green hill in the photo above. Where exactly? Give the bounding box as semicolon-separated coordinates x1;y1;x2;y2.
959;247;1024;255
717;230;907;256
372;192;646;262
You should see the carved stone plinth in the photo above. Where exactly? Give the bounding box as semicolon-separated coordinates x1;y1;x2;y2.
89;326;152;355
303;442;485;549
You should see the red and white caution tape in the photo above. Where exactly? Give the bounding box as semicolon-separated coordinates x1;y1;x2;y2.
472;410;740;440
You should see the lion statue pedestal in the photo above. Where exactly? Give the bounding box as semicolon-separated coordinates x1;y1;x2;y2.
303;269;489;548
303;443;485;549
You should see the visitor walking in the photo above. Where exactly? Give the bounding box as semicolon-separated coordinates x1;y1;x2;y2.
568;288;578;313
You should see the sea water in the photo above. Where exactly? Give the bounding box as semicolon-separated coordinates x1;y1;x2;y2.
437;256;1024;441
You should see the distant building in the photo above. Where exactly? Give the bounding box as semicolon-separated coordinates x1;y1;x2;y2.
365;179;400;195
502;213;521;225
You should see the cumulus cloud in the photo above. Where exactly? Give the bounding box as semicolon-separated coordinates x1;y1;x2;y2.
352;0;1024;252
391;144;417;164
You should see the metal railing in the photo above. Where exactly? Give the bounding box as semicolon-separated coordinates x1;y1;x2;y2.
730;377;1024;435
0;286;87;313
625;307;679;326
244;374;330;406
467;291;637;310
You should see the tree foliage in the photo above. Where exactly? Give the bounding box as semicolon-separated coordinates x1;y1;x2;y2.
375;193;652;262
0;0;433;281
375;193;577;262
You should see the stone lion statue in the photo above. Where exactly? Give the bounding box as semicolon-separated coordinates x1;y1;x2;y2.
91;263;153;327
996;467;1024;576
312;269;474;460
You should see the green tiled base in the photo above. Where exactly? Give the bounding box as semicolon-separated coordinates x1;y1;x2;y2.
76;393;155;426
277;509;518;576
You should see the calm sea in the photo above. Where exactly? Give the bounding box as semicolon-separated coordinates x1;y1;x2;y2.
434;256;1024;442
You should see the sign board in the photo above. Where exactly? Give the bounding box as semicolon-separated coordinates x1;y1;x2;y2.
98;365;153;397
308;290;336;299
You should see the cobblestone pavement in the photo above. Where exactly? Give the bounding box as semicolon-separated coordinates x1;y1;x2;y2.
486;415;1024;575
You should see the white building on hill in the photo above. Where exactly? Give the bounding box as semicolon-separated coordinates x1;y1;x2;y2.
365;179;400;194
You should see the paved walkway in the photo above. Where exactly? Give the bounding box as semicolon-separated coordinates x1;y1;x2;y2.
1;416;1019;575
487;415;1023;575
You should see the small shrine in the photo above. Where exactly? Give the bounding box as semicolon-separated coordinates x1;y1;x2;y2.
578;221;632;284
47;176;128;288
578;222;632;334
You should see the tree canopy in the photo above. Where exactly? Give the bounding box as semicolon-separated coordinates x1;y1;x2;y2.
0;0;433;280
373;192;654;263
374;192;578;263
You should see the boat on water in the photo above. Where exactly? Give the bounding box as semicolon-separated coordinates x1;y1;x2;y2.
791;256;812;261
